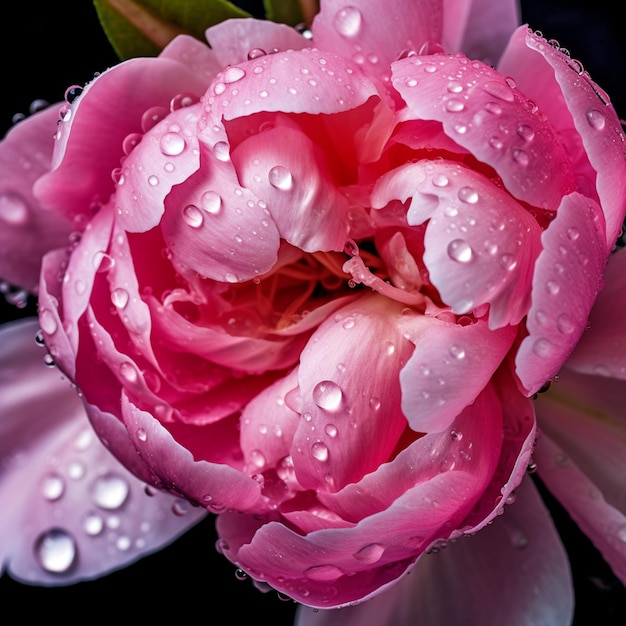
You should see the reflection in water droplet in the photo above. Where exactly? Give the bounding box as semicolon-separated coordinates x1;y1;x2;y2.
183;204;204;228
304;564;342;581
333;6;362;37
111;287;130;309
83;511;104;536
311;441;330;462
353;543;385;563
35;528;77;573
268;165;293;190
201;191;222;215
41;473;65;501
447;239;473;263
0;192;29;225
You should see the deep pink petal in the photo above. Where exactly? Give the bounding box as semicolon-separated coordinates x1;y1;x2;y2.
35;47;215;225
0;319;206;585
391;53;577;213
0;105;73;292
515;192;606;395
291;294;415;492
535;368;626;585
566;247;626;379
204;18;309;66
295;477;573;626
498;27;626;251
399;315;516;432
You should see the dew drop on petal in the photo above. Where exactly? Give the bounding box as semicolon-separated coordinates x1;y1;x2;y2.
333;6;362;37
268;165;293;190
83;511;104;536
91;472;130;510
457;186;478;204
248;48;266;60
447;239;473;263
159;132;186;156
0;192;29;225
353;543;385;563
223;66;246;83
304;564;342;581
313;380;344;411
449;345;465;359
41;472;65;501
213;141;231;161
111;287;130;309
183;204;204;228
39;308;58;335
201;191;222;215
311;441;330;462
586;109;606;130
35;528;77;574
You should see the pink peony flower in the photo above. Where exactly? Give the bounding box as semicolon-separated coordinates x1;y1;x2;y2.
1;0;625;618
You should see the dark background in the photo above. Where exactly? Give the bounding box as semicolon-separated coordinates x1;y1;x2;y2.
1;1;624;623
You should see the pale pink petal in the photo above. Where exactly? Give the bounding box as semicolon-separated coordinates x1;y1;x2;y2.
295;477;573;626
460;0;520;65
232;116;351;252
515;192;607;395
399;315;516;432
566;247;626;379
498;27;626;251
159;142;281;282
35;52;214;225
291;294;415;492
535;368;626;585
0;105;73;292
312;0;448;85
391;53;577;212
205;18;309;66
113;103;203;232
0;319;206;585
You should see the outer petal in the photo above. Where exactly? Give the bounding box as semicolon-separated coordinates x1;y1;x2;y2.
312;0;450;85
0;105;73;292
498;27;626;251
391;53;577;212
295;477;573;626
34;42;216;225
566;247;626;379
0;319;206;585
204;18;309;66
515;192;606;395
535;368;626;585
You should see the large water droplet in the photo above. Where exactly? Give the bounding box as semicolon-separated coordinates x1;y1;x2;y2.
201;191;222;215
83;511;104;536
353;543;385;563
35;528;77;573
333;6;362;37
41;472;65;501
159;132;186;156
447;239;473;263
223;66;246;83
457;186;478;204
268;165;293;190
183;204;204;228
91;472;130;510
311;441;330;462
304;564;342;581
0;192;29;225
111;287;130;309
313;380;344;411
213;142;230;161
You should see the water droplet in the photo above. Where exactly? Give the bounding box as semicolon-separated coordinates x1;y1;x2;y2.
223;66;246;83
159;132;186;156
324;424;338;437
450;429;463;441
567;227;580;241
458;186;478;204
334;6;362;37
353;543;385;563
172;499;191;516
517;124;535;142
41;472;65;501
35;528;77;573
91;472;130;510
119;361;139;384
136;428;147;442
147;175;159;186
247;48;267;60
532;338;552;357
0;192;29;225
213;141;230;161
83;511;104;536
304;564;342;581
483;80;514;102
445;98;465;112
586;109;606;131
268;165;293;190
111;287;130;309
499;253;517;270
512;149;529;167
311;441;330;462
201;191;222;214
449;345;465;359
313;380;344;411
556;313;575;334
546;280;560;295
369;396;381;411
183;204;204;228
39;308;58;335
249;449;267;468
509;527;529;549
447;239;473;263
432;173;449;187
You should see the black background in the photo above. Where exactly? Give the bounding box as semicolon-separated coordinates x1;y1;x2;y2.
1;1;625;623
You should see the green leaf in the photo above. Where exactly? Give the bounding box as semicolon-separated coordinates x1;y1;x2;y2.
263;0;305;26
93;0;251;61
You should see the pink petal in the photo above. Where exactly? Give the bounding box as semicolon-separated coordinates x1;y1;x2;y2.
391;53;577;212
0;105;73;292
566;246;626;379
35;49;215;225
312;0;447;85
515;192;606;395
373;159;542;328
290;294;416;492
0;319;206;585
399;315;516;432
498;27;626;251
295;477;573;625
535;368;626;585
159;142;280;282
204;18;309;67
231;116;351;252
